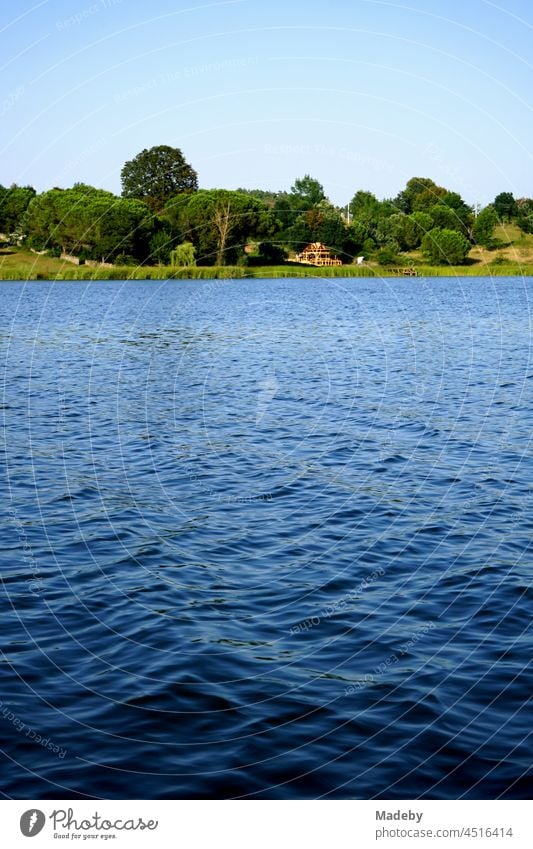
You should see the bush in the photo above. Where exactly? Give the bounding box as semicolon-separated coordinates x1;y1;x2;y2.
114;254;137;266
149;229;173;265
377;246;399;266
170;241;197;267
421;227;470;265
362;238;376;256
472;206;498;247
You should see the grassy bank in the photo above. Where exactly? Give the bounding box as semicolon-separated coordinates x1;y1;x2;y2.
2;248;533;281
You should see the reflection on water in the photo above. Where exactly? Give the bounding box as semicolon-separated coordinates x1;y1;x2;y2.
0;277;532;799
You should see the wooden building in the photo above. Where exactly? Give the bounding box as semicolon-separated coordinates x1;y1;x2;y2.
296;242;342;266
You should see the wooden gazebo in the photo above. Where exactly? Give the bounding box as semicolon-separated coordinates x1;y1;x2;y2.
296;242;342;266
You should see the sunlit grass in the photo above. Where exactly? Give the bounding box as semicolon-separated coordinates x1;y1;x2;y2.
2;247;533;281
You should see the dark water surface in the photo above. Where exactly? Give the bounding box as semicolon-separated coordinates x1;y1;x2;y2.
1;277;532;799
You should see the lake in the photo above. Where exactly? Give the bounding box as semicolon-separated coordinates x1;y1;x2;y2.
1;277;531;799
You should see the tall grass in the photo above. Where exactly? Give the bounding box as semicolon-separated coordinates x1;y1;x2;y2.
2;262;532;281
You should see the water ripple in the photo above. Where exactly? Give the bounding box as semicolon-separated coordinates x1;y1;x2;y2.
1;278;532;798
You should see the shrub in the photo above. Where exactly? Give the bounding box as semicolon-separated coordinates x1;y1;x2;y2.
377;246;399;266
362;237;376;256
114;254;137;266
421;227;470;265
472;206;498;247
170;241;197;267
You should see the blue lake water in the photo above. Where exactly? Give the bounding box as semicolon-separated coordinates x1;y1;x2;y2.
0;277;532;799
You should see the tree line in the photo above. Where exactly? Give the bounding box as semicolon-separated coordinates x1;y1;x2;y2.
1;145;532;267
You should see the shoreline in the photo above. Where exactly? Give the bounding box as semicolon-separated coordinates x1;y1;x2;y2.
2;249;533;281
2;264;533;282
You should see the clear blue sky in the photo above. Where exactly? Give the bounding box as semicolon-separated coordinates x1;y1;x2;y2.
2;0;533;206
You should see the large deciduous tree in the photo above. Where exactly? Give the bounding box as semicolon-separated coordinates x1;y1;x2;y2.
394;177;446;214
493;192;517;222
121;145;198;212
164;189;275;265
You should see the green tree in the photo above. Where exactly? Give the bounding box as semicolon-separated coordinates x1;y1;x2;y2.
316;206;355;259
149;227;174;265
60;185;116;253
88;197;153;262
394;177;446;214
0;184;36;235
412;186;447;212
348;191;396;246
284;212;313;251
409;212;434;246
349;190;382;224
121;145;198;212
389;211;432;250
493;192;517;222
429;203;466;233
24;191;59;249
164;189;274;265
290;175;326;209
170;242;196;266
236;188;279;206
347;220;367;253
272;192;294;232
282;200;354;259
472;205;498;247
440;191;468;209
374;216;400;251
24;185;104;251
421;227;470;265
515;198;533;234
377;245;399;266
362;237;376;256
439;191;472;233
24;185;154;261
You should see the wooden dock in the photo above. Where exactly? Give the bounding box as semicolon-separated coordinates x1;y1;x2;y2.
387;267;418;277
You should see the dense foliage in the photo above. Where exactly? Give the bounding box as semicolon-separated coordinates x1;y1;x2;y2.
0;184;36;236
170;242;196;267
472;206;498;247
515;198;533;234
121;145;198;212
163;189;277;265
24;184;153;263
4;147;533;268
421;228;471;265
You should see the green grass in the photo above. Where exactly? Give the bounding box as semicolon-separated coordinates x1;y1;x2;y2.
2;247;533;281
0;248;71;279
408;264;532;277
